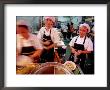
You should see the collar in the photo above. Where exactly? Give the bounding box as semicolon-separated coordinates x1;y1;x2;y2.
45;26;52;31
79;35;86;39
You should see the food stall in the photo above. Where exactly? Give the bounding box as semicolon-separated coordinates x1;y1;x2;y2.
16;55;83;74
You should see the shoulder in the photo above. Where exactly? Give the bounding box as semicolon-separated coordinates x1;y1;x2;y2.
52;28;58;32
70;36;78;42
85;36;92;43
85;36;92;41
39;27;45;32
72;36;78;40
40;27;45;30
51;28;59;35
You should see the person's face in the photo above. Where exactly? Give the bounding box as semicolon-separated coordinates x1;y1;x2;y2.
18;27;29;39
45;19;53;28
79;26;88;37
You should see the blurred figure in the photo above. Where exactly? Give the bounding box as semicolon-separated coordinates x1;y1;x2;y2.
61;22;68;40
67;22;74;40
37;16;60;62
16;20;43;63
68;23;93;73
67;23;70;40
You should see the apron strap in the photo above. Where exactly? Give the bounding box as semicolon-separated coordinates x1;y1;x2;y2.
45;28;51;34
75;36;79;42
83;36;86;44
75;36;86;44
44;28;52;36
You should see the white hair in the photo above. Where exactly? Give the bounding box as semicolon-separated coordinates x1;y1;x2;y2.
79;23;90;33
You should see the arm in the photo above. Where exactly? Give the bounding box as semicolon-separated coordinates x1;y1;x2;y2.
77;38;93;55
44;43;57;50
69;37;76;53
69;46;77;54
16;48;20;57
77;50;91;55
16;34;22;56
29;49;43;59
70;46;75;53
81;50;92;54
29;34;43;59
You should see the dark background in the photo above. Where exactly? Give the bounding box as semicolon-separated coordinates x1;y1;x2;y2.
0;0;109;4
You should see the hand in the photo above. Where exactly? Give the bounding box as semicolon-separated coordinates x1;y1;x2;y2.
77;50;83;55
29;55;34;60
44;46;50;50
16;49;20;58
43;41;51;46
71;48;76;54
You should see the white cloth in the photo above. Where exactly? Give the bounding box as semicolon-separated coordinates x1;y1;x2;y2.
44;16;55;23
69;36;93;51
17;33;43;52
37;27;60;45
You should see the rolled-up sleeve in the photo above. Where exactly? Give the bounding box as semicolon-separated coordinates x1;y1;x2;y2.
69;37;76;47
16;34;22;52
53;31;60;44
85;38;93;51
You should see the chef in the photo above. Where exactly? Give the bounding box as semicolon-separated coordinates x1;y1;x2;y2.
69;23;93;73
16;20;43;63
37;16;60;62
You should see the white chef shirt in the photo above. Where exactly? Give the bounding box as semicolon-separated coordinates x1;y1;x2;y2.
37;27;60;45
69;36;93;51
17;33;43;52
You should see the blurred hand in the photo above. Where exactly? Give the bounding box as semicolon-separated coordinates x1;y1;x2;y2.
71;48;76;54
44;46;50;50
16;49;20;58
77;50;83;55
43;41;51;46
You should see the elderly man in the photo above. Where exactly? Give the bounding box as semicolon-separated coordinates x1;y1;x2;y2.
69;23;93;73
37;16;60;62
16;20;43;63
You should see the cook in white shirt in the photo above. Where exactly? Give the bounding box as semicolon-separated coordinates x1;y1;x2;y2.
69;23;93;73
16;20;43;63
37;16;60;62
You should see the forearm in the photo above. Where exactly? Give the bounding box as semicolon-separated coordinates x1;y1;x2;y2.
81;50;91;54
30;49;42;59
16;48;21;56
70;46;73;51
48;43;57;49
69;46;75;52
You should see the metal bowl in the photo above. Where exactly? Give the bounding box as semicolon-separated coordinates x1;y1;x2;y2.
34;62;74;74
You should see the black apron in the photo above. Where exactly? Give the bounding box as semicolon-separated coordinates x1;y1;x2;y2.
40;29;54;62
20;46;40;63
69;36;86;73
21;46;36;56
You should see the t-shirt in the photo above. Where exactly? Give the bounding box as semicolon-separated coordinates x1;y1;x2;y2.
37;27;60;44
17;33;43;52
69;36;93;51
